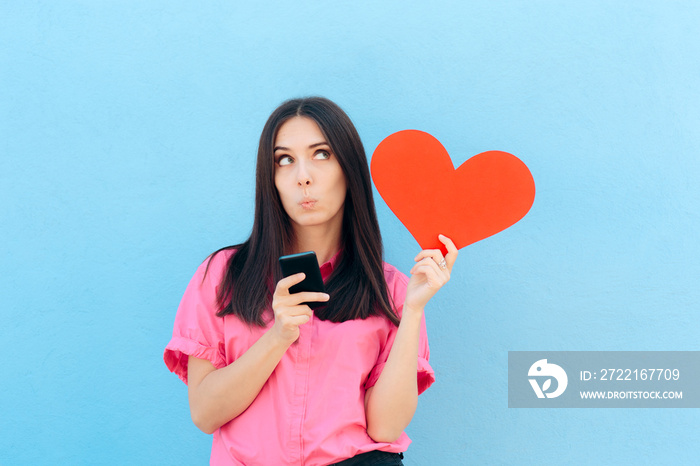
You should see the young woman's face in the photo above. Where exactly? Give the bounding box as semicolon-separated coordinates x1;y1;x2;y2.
274;116;348;233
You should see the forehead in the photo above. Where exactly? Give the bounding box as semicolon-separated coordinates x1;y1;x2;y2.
274;116;326;148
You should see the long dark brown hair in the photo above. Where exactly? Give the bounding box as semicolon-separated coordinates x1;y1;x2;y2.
208;97;399;326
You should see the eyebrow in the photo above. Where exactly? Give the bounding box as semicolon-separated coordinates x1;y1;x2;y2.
274;142;329;152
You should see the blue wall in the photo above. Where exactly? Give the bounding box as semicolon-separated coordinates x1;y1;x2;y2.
2;1;698;464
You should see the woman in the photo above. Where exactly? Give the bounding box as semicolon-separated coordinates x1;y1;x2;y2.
164;97;457;465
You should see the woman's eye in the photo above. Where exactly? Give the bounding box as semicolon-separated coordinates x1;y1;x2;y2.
277;155;294;166
314;150;331;160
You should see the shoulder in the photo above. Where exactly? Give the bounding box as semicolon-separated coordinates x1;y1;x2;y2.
204;247;237;270
193;248;238;286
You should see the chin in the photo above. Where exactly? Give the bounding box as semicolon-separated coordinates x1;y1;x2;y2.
291;214;327;227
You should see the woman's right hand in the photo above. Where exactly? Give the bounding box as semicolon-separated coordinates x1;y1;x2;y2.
271;273;329;344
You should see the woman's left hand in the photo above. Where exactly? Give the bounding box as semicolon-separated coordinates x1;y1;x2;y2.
404;234;458;313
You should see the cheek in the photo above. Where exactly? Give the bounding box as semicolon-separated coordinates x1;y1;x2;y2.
273;174;281;195
274;175;291;206
334;173;348;204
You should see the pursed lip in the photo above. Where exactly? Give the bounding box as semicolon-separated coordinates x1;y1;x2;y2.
298;197;318;209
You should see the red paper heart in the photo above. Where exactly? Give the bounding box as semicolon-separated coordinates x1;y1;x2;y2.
371;130;535;251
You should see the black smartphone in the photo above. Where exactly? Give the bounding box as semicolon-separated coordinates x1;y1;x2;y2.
279;251;326;309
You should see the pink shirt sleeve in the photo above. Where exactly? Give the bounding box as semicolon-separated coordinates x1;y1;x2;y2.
163;252;229;384
364;266;435;395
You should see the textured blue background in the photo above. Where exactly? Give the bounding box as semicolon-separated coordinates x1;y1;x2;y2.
2;1;699;464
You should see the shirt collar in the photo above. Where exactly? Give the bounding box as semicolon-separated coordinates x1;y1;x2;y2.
319;248;343;280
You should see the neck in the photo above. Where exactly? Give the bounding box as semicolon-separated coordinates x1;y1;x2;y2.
291;223;343;265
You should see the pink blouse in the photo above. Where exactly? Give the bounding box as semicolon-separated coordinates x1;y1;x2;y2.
164;249;434;465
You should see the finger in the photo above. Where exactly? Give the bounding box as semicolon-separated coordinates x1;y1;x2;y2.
284;307;313;320
289;313;312;326
413;248;444;263
273;302;313;319
277;312;312;328
275;273;306;295
273;294;328;317
286;291;330;305
438;234;459;269
414;248;447;272
411;263;447;288
410;257;444;278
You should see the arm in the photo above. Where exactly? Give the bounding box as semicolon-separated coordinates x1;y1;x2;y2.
187;273;329;434
187;332;290;434
364;235;458;443
364;305;422;443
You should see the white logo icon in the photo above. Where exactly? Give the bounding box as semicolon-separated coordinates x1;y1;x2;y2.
528;359;568;398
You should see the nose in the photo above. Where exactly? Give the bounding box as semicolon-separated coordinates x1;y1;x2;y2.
296;161;312;187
